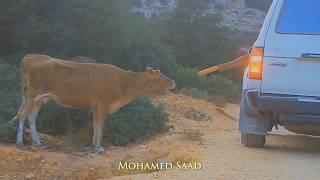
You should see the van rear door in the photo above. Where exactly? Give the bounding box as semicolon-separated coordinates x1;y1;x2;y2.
261;0;320;97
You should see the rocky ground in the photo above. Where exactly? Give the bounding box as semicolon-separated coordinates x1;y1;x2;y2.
1;92;320;180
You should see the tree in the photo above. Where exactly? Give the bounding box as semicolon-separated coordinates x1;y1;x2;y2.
165;0;240;69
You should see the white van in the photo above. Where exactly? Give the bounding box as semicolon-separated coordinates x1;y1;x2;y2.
240;0;320;147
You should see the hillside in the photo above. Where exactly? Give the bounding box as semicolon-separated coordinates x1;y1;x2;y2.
133;0;266;32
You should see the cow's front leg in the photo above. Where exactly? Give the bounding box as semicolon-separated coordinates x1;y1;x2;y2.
92;122;98;147
95;118;105;154
92;104;106;154
92;108;98;147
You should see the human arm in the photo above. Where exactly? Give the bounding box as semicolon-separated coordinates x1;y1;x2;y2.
198;55;249;77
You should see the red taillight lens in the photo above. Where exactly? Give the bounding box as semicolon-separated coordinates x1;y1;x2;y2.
248;47;264;80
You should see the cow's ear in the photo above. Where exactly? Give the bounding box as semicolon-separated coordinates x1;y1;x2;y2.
156;70;160;76
145;67;153;72
153;70;160;79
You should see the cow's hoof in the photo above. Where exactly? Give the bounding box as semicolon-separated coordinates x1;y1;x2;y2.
16;143;28;150
32;141;48;149
95;146;105;154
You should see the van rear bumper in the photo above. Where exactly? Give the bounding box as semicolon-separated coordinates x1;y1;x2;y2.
246;90;320;115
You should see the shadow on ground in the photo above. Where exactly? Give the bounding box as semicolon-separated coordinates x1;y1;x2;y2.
265;132;320;153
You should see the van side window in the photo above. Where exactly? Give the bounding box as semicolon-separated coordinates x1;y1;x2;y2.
277;0;320;34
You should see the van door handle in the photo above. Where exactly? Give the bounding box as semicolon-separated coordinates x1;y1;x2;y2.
301;53;320;59
297;97;320;103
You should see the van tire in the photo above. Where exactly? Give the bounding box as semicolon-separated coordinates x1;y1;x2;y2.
241;132;266;147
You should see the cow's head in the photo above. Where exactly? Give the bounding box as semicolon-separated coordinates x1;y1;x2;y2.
144;67;176;93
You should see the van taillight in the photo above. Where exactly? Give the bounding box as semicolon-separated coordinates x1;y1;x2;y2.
248;47;264;80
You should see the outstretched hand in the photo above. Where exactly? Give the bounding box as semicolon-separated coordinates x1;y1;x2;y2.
198;66;220;77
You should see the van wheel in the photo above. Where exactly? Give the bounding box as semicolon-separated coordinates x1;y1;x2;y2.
241;132;266;147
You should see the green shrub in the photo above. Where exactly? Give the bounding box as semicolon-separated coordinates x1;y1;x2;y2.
37;102;91;134
0;60;20;124
206;75;241;102
175;66;240;101
245;0;273;12
175;66;207;90
105;96;170;146
38;96;170;145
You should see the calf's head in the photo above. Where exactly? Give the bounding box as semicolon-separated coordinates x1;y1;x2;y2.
143;67;176;93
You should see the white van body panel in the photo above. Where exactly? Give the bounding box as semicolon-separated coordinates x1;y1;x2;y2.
261;0;320;96
243;67;262;90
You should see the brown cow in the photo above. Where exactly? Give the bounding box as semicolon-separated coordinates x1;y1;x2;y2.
13;54;176;153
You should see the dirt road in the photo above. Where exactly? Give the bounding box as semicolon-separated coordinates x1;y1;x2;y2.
1;93;320;179
111;93;320;180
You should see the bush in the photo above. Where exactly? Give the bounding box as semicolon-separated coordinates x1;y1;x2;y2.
206;75;241;102
105;96;170;146
39;96;170;146
37;102;91;135
175;66;240;101
245;0;273;12
0;60;20;124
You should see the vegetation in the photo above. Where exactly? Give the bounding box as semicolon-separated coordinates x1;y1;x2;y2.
176;67;240;101
0;0;253;145
246;0;273;12
0;60;20;124
105;96;170;146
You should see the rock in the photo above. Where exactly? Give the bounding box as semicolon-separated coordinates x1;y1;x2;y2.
25;172;35;179
184;109;208;121
132;0;266;33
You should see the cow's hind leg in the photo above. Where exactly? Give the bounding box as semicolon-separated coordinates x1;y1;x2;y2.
28;102;47;148
16;98;33;147
29;94;51;148
16;116;26;146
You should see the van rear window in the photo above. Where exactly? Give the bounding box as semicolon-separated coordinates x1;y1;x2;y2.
277;0;320;34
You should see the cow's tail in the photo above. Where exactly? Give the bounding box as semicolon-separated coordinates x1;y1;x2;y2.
20;59;27;101
8;59;27;125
